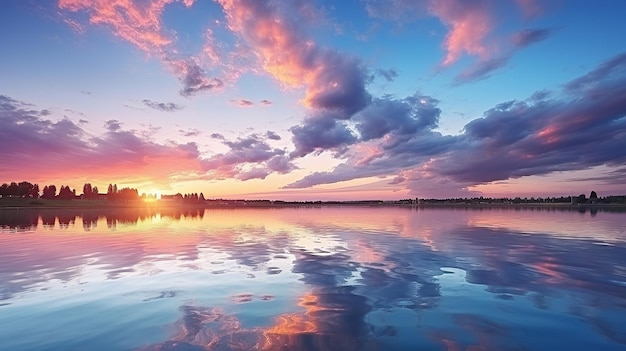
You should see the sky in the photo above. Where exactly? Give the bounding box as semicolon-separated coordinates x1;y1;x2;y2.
1;0;626;200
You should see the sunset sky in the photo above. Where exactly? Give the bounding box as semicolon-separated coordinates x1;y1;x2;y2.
1;0;626;200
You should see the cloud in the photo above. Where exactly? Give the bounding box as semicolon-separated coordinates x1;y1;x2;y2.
58;0;177;53
454;27;554;84
287;53;626;196
512;28;554;48
564;52;626;93
429;0;493;67
143;99;183;112
354;95;441;141
265;131;281;140
0;95;202;184
454;56;511;84
59;0;225;97
364;0;554;84
217;0;371;116
233;99;254;107
201;133;296;180
260;99;272;106
290;114;357;158
169;59;224;96
179;128;201;137
104;119;121;132
376;68;398;82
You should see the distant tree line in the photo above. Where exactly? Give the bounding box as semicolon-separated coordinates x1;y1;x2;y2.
0;181;40;198
1;181;140;201
417;191;625;205
161;192;206;203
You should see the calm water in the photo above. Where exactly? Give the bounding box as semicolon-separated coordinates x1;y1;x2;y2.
1;206;625;351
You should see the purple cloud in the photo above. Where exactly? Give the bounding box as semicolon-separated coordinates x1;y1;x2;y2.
172;59;224;97
376;68;398;82
233;99;254;107
179;128;202;137
354;95;441;141
265;131;281;140
454;56;511;84
143;99;184;112
288;53;626;194
290;114;357;158
565;52;626;93
201;133;296;180
0;96;203;183
512;28;555;48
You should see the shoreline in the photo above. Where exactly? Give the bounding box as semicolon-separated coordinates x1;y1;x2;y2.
1;198;625;211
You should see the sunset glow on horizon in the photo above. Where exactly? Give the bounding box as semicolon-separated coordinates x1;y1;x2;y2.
2;0;626;200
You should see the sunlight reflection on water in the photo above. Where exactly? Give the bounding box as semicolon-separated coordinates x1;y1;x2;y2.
0;206;625;350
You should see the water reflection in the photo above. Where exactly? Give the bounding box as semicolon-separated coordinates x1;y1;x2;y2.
0;207;625;350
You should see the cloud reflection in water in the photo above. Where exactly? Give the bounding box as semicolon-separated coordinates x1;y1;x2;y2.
0;207;625;350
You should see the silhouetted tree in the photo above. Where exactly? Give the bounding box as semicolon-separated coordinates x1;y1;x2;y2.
199;193;205;202
577;194;587;204
58;185;76;200
7;182;18;196
42;185;57;199
83;183;93;199
590;191;598;199
30;184;40;198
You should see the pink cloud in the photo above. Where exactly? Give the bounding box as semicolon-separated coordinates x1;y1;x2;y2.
59;0;224;96
217;0;370;115
0;96;202;188
429;0;493;66
58;0;180;54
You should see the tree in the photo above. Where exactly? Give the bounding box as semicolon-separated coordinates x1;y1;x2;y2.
42;185;57;199
30;184;40;198
577;194;586;204
590;191;598;199
7;182;18;196
83;183;93;199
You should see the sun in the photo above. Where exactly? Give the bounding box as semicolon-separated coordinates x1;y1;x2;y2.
143;189;162;202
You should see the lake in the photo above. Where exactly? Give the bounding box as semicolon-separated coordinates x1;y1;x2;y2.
1;206;625;351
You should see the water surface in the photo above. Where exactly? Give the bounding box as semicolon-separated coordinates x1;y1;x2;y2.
1;206;625;350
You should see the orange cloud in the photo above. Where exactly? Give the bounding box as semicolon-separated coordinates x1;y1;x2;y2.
58;0;182;54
